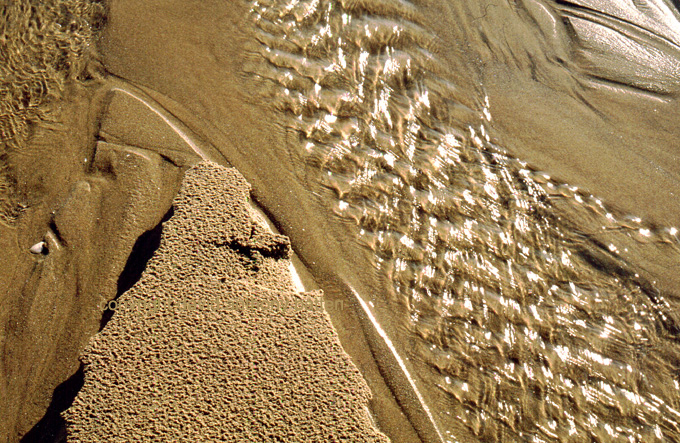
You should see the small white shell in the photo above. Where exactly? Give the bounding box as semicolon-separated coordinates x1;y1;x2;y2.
29;241;46;255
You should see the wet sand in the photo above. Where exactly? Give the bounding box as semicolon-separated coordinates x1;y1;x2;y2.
4;0;680;441
0;81;190;442
63;161;389;442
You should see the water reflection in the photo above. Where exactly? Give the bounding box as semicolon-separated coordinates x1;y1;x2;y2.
246;0;680;441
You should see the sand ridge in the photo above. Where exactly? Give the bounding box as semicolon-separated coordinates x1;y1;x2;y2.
63;161;390;442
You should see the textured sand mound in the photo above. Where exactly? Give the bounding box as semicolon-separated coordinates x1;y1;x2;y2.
63;162;389;442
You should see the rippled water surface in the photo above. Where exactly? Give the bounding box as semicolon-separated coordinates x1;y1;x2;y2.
244;0;680;441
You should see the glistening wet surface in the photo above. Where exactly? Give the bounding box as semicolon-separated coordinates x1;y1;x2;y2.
244;0;680;441
4;0;680;441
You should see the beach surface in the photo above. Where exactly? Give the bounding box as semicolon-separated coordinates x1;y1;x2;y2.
4;0;680;441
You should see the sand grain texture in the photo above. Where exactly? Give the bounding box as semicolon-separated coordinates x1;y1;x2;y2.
64;162;389;443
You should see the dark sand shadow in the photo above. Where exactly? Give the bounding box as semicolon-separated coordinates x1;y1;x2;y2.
20;366;85;443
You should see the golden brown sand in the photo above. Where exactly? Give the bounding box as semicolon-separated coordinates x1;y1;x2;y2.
63;162;389;443
6;0;680;441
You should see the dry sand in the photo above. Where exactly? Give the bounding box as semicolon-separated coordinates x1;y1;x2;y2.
62;162;390;442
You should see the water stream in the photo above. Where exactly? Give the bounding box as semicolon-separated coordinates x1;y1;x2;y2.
243;0;680;441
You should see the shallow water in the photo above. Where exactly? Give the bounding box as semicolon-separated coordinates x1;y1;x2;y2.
244;0;680;441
